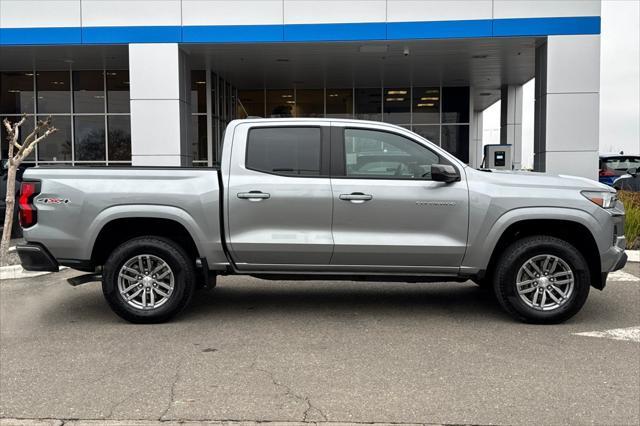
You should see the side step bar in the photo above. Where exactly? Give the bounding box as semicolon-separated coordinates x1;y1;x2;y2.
67;273;101;287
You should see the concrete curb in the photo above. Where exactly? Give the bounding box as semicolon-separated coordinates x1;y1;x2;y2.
0;265;67;281
626;250;639;263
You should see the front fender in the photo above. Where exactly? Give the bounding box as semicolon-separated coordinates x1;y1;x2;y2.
462;207;601;271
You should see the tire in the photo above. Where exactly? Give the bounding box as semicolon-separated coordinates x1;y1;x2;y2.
492;235;590;324
102;236;196;323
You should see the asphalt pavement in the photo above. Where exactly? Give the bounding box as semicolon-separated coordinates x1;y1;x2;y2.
1;264;639;425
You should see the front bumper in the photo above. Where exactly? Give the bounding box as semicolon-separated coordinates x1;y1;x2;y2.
601;235;627;273
16;243;59;272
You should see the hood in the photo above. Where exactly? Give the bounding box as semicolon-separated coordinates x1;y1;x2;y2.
471;169;614;192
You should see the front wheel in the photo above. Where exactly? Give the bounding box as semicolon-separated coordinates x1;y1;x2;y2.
102;236;196;323
492;236;590;324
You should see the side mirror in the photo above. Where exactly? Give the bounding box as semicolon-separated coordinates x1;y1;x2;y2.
627;167;638;176
431;164;460;183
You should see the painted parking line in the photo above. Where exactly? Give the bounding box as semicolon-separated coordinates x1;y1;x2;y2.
608;270;640;282
574;326;640;343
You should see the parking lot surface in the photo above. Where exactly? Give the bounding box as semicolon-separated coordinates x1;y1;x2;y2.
1;265;639;425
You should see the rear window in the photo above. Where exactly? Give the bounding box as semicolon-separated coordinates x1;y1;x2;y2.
246;127;321;176
601;156;640;171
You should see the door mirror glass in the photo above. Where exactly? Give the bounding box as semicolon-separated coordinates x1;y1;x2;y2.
431;164;460;183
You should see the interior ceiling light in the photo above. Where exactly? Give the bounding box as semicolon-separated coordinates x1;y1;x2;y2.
195;81;206;85
24;73;34;76
386;97;404;102
281;94;293;98
285;100;295;104
329;93;339;97
425;89;439;94
420;96;439;101
387;90;407;95
417;103;435;107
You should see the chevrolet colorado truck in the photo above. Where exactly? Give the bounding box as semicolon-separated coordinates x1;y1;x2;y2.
16;118;627;324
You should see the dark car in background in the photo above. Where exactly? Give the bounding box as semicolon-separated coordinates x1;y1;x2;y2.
0;159;29;238
599;154;640;186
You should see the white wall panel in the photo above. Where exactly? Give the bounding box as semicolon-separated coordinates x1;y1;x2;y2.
545;93;599;152
129;44;181;100
131;100;183;156
81;0;181;27
493;0;601;19
387;0;492;22
546;35;600;94
182;0;283;26
545;151;598;180
0;0;80;28
284;0;386;24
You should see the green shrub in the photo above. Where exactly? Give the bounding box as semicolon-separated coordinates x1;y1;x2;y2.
618;191;640;249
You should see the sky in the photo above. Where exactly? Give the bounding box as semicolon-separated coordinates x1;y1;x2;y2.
483;0;640;169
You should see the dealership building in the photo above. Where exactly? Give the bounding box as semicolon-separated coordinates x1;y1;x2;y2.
1;0;601;178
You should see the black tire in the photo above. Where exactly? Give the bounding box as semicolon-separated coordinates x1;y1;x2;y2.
102;236;196;323
492;235;590;324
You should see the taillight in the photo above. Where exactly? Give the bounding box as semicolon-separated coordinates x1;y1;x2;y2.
18;181;40;228
599;168;615;177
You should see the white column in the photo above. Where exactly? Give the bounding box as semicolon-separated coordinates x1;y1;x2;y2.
470;110;484;168
129;43;192;166
534;35;600;179
500;84;523;170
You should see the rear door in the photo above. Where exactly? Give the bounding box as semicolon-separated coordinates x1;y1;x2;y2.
226;122;333;269
329;123;469;273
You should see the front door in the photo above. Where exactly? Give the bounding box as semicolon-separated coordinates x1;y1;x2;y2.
227;123;333;269
330;124;469;272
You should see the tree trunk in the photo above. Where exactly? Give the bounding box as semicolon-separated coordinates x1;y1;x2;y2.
0;165;18;266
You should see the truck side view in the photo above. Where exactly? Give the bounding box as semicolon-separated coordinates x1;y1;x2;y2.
16;119;627;324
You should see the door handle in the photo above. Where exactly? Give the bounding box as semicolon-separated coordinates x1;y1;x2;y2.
339;192;373;203
237;191;270;201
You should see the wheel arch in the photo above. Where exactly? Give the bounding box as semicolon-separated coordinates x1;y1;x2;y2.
89;207;204;266
467;208;603;290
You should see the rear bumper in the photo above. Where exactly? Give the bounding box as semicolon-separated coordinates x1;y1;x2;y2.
16;243;59;272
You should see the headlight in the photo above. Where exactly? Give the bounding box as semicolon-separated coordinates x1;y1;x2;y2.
581;190;618;208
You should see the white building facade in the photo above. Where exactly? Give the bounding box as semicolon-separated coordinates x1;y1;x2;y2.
0;0;602;178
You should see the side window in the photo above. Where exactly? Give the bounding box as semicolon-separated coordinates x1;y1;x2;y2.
344;128;441;179
246;127;322;176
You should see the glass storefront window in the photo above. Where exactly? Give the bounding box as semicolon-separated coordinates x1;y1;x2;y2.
106;70;130;113
238;90;264;118
295;89;323;117
73;71;105;113
412;125;441;145
1;72;34;114
37;71;71;113
383;88;410;124
0;115;35;161
442;87;469;123
74;116;106;161
326;89;352;118
107;115;131;161
267;89;294;118
192;115;208;162
441;125;469;163
413;87;440;124
191;70;207;114
355;88;381;121
36;115;72;161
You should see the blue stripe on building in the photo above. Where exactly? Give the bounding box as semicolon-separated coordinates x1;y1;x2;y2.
0;16;601;46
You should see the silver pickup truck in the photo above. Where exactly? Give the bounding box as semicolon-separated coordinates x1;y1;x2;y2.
16;118;627;324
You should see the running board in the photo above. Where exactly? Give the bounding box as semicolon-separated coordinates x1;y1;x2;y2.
67;273;101;287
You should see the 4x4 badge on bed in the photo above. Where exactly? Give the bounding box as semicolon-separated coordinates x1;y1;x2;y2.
36;197;70;205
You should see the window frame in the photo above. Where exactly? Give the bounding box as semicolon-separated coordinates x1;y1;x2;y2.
330;126;456;181
244;125;331;178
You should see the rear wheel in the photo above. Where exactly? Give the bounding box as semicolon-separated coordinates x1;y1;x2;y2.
492;235;590;324
102;236;196;323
